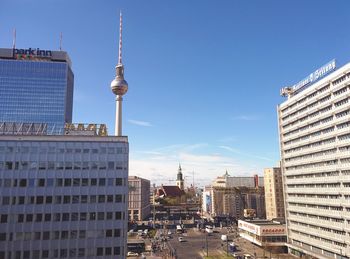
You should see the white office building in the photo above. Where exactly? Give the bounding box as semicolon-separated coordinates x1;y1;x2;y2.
0;124;128;259
278;60;350;258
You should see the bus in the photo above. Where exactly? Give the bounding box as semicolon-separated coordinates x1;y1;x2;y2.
176;225;183;234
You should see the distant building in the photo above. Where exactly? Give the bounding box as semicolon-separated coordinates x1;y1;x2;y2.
213;171;264;188
176;164;184;190
156;185;185;198
264;167;285;220
0;48;74;134
128;176;151;221
208;172;265;219
0;127;129;259
202;186;212;215
238;219;287;253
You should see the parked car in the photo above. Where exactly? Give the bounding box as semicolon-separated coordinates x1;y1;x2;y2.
178;237;185;242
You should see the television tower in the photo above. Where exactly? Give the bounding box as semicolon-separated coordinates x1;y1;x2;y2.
111;11;128;136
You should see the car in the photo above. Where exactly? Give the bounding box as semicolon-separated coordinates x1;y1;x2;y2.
127;251;139;257
167;230;172;235
243;254;252;259
178;237;185;242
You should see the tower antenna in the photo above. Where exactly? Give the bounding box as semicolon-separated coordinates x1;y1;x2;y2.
59;32;63;51
118;10;123;65
12;28;16;49
110;11;128;136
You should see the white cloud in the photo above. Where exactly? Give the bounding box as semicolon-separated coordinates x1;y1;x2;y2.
128;119;153;127
218;145;274;162
129;143;264;186
231;115;260;121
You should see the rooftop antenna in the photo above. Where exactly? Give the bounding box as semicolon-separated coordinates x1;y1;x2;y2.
12;28;16;49
59;32;63;51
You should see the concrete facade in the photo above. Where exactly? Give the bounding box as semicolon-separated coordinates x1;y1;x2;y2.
128;176;150;221
0;134;129;259
264;167;285;220
278;61;350;258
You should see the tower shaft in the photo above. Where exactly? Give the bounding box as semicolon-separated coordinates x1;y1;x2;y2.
115;95;123;136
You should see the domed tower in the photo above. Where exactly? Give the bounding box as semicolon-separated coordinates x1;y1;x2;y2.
176;164;184;191
111;11;128;136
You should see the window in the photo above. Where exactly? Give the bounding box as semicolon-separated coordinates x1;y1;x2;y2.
99;178;106;186
98;195;105;203
19;179;27;187
97;248;103;256
105;247;112;255
43;231;50;240
114;229;120;237
106;230;113;237
116;178;122;186
62;213;70;221
35;214;43;222
64;179;72;186
98;212;104;220
82;178;89;186
38;179;45;187
115;195;122;203
26;214;33;222
63;196;71;204
73;178;80;186
115;212;122;220
44;214;51;221
90;213;96;220
0;233;6;241
0;215;8;223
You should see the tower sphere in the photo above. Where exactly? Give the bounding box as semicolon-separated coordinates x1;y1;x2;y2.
111;78;128;96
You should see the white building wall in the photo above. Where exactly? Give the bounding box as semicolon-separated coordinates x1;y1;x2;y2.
0;135;129;259
278;62;350;258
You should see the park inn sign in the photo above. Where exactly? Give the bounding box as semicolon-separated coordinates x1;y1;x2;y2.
13;48;52;59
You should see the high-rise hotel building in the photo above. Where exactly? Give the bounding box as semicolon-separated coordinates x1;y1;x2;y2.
278;60;350;258
0;48;74;134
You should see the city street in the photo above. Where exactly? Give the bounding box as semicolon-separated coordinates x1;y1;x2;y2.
168;228;225;259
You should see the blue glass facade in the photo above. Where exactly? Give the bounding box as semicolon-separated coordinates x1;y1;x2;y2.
0;58;74;134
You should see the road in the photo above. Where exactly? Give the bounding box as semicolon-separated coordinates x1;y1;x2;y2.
168;228;224;259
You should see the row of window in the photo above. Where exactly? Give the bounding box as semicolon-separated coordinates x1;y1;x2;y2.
281;73;350;118
286;170;345;179
281;82;333;117
290;220;346;236
289;203;343;211
285;147;336;164
289;211;344;223
0;211;124;224
283;102;332;134
1;194;124;206
287;183;341;188
0;228;120;242
283;93;349;133
0;161;127;171
0;146;127;154
0;177;124;188
291;229;347;251
288;193;340;199
285;158;337;171
0;246;121;259
284;133;350;155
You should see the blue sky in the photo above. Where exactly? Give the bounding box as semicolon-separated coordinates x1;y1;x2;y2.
2;0;350;186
